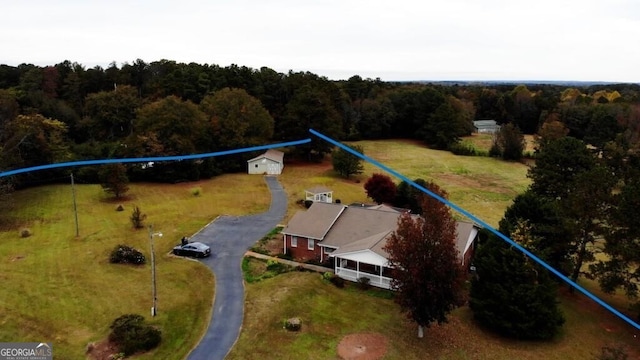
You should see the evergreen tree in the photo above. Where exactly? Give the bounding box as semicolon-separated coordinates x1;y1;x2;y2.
499;189;572;275
331;145;364;178
470;223;565;340
100;163;130;199
494;123;525;160
394;178;428;214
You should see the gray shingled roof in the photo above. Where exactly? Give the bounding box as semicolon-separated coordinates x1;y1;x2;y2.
281;202;345;239
284;203;478;259
455;221;477;256
330;230;392;258
305;186;332;194
247;149;284;163
321;206;402;248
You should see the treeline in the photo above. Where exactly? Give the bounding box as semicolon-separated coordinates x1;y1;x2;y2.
1;59;639;188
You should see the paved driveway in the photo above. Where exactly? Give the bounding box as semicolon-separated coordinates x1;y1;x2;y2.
186;176;287;360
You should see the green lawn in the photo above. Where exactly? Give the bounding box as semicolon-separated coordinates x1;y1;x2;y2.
281;139;531;226
228;260;640;360
0;174;270;359
1;138;635;359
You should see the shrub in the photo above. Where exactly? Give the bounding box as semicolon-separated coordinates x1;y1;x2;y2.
109;314;161;356
489;142;502;157
329;274;345;288
277;251;293;261
115;204;124;212
357;277;372;290
130;206;147;229
20;228;31;238
266;259;286;272
448;142;477;156
110;245;146;265
597;344;629;360
322;272;334;281
190;187;202;197
304;200;313;208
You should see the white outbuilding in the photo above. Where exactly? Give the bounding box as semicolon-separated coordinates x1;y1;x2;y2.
247;149;284;175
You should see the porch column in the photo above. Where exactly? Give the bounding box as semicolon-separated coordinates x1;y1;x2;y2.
356;261;360;280
379;266;383;285
283;234;287;254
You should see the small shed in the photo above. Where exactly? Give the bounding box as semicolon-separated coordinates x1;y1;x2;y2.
247;149;284;175
473;120;500;134
305;186;333;203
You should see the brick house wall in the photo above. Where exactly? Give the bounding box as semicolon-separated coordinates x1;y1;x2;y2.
284;234;321;261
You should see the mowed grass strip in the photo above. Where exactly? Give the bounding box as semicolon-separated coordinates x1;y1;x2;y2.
228;263;640;360
0;173;269;359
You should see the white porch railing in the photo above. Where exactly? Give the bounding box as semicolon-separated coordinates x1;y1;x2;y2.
334;266;392;290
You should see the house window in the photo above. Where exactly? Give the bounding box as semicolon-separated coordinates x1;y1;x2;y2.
291;236;297;248
324;247;334;254
308;239;315;250
255;164;258;168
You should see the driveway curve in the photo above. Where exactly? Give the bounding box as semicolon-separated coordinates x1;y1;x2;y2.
186;176;287;360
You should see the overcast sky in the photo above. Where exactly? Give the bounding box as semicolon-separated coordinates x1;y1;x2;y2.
2;0;639;82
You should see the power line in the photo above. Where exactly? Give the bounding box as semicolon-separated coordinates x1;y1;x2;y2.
309;128;640;332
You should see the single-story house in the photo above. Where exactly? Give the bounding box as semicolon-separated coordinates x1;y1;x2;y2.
473;120;500;134
281;202;479;289
305;186;333;203
247;149;284;175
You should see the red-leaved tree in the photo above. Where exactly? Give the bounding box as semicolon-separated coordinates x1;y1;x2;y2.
383;182;464;338
364;173;397;204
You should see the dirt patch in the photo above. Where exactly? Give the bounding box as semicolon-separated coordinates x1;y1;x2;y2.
86;339;120;360
264;233;284;255
337;333;388;360
9;255;25;262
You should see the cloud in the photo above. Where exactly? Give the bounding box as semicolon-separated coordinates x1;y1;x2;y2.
1;0;638;81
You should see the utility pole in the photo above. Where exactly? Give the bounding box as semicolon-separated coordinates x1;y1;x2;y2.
149;225;162;316
70;173;79;237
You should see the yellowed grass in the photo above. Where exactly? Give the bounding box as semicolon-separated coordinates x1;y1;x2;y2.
229;269;640;360
0;174;270;359
462;133;537;154
281;139;531;227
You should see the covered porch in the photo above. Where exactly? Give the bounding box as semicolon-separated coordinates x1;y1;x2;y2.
332;252;393;290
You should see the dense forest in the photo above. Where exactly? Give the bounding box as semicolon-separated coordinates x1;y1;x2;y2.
0;59;639;189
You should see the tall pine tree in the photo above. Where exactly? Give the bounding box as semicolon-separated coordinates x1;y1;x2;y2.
469;222;565;340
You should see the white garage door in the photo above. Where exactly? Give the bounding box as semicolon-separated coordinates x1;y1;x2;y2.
266;163;280;175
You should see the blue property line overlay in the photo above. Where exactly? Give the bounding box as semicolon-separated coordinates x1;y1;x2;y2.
0;139;312;178
309;128;640;331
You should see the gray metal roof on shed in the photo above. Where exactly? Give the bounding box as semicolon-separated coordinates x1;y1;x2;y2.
247;149;284;163
305;186;332;194
473;120;499;128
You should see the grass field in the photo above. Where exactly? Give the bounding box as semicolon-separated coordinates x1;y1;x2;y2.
280;139;531;226
228;259;640;360
0;174;270;359
1;138;635;359
461;133;537;155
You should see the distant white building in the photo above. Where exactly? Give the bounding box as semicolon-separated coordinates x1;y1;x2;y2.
473;120;500;134
247;149;284;175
